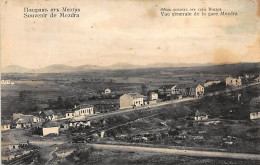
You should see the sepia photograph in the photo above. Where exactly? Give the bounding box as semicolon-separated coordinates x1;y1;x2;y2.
1;0;260;164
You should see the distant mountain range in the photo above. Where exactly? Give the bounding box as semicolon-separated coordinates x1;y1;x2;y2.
1;62;259;73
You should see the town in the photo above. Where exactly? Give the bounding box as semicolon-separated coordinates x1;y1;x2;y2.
1;64;260;164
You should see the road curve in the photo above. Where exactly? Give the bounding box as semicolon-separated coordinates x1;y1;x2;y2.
88;144;260;161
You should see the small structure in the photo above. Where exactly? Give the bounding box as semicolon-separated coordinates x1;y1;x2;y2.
104;88;111;94
120;93;145;109
194;110;208;121
204;80;221;87
226;76;242;87
148;92;158;101
66;104;94;119
39;110;57;121
42;121;60;136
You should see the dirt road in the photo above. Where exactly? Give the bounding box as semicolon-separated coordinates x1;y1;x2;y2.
88;143;260;161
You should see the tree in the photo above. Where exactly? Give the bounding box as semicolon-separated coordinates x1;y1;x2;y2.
141;84;148;95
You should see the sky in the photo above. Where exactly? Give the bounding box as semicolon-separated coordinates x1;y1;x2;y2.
1;0;260;69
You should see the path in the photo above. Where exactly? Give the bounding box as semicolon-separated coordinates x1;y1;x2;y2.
88;143;260;161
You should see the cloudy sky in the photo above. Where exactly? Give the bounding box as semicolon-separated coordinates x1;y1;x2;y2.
1;0;260;68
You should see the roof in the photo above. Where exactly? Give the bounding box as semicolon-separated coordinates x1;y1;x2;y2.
69;104;94;112
195;111;208;116
16;115;36;124
205;80;220;83
125;93;145;99
41;110;55;116
42;121;60;128
159;85;176;89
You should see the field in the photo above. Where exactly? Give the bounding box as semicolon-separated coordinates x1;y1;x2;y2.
1;65;239;118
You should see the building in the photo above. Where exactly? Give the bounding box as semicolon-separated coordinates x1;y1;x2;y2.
105;88;111;94
66;104;94;119
195;110;208;121
120;93;145;109
1;121;11;131
158;85;177;96
14;115;40;129
226;76;242;87
13;113;24;120
39;110;57;121
189;84;204;98
148;92;158;101
250;110;260;120
68;117;91;128
174;84;189;97
1;80;14;85
42;121;59;136
254;76;260;82
204;80;221;87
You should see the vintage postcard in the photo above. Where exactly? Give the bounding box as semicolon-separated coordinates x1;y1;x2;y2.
1;0;260;164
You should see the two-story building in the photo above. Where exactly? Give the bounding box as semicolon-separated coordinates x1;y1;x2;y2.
190;84;204;98
66;104;94;119
120;93;145;109
226;76;242;87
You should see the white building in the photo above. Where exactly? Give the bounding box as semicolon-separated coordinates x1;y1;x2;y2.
1;80;14;85
194;110;208;121
148;92;158;101
226;76;242;87
254;76;260;82
120;93;145;109
66;104;94;119
41;121;60;136
250;112;260;120
105;88;111;94
1;122;11;131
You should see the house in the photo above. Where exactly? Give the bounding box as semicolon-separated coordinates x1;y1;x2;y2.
148;92;158;101
14;115;40;129
1;80;14;85
250;110;260;120
42;121;60;136
13;113;24;120
189;84;204;98
254;76;260;82
195;110;208;121
39;110;57;121
1;121;11;131
68;117;91;128
226;76;242;87
120;93;145;109
66;104;94;119
158;85;177;96
174;84;189;97
105;88;111;94
204;80;221;87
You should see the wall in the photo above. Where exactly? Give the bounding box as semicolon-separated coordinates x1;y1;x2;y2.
43;127;59;136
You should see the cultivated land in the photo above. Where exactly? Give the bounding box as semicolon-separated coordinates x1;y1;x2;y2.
1;63;260;164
